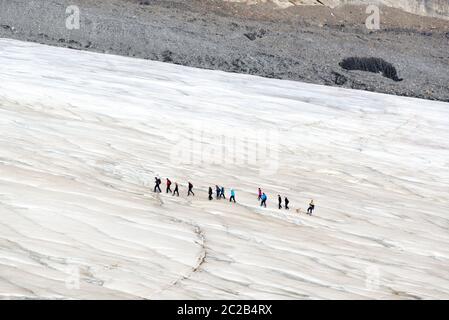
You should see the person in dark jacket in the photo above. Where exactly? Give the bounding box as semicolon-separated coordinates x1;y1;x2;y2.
307;200;315;215
188;182;195;196
278;195;282;209
216;185;221;199
284;197;290;210
154;177;162;193
208;187;213;200
172;182;179;196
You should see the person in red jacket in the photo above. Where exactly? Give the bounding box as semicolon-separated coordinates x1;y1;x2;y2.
258;188;262;200
166;178;172;193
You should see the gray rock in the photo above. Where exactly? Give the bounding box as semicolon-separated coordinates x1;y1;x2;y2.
0;0;448;102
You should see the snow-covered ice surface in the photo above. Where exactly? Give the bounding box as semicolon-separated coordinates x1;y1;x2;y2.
0;39;448;299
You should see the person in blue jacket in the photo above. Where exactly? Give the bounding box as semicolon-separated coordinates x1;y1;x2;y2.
229;189;236;203
220;186;226;199
260;193;267;207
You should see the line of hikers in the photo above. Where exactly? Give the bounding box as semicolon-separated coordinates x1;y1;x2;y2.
154;177;193;197
207;185;236;202
154;177;315;215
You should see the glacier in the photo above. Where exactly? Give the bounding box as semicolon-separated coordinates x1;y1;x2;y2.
0;39;448;299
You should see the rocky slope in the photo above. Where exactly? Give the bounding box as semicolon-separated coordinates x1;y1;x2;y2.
0;0;448;101
225;0;449;20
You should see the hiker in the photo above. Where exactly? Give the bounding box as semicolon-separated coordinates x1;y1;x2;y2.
172;182;179;196
258;188;262;200
220;186;226;199
216;185;221;199
229;189;236;203
188;182;195;196
284;197;290;210
307;200;315;215
208;187;213;200
260;193;267;208
278;195;282;209
166;178;172;193
154;177;162;193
